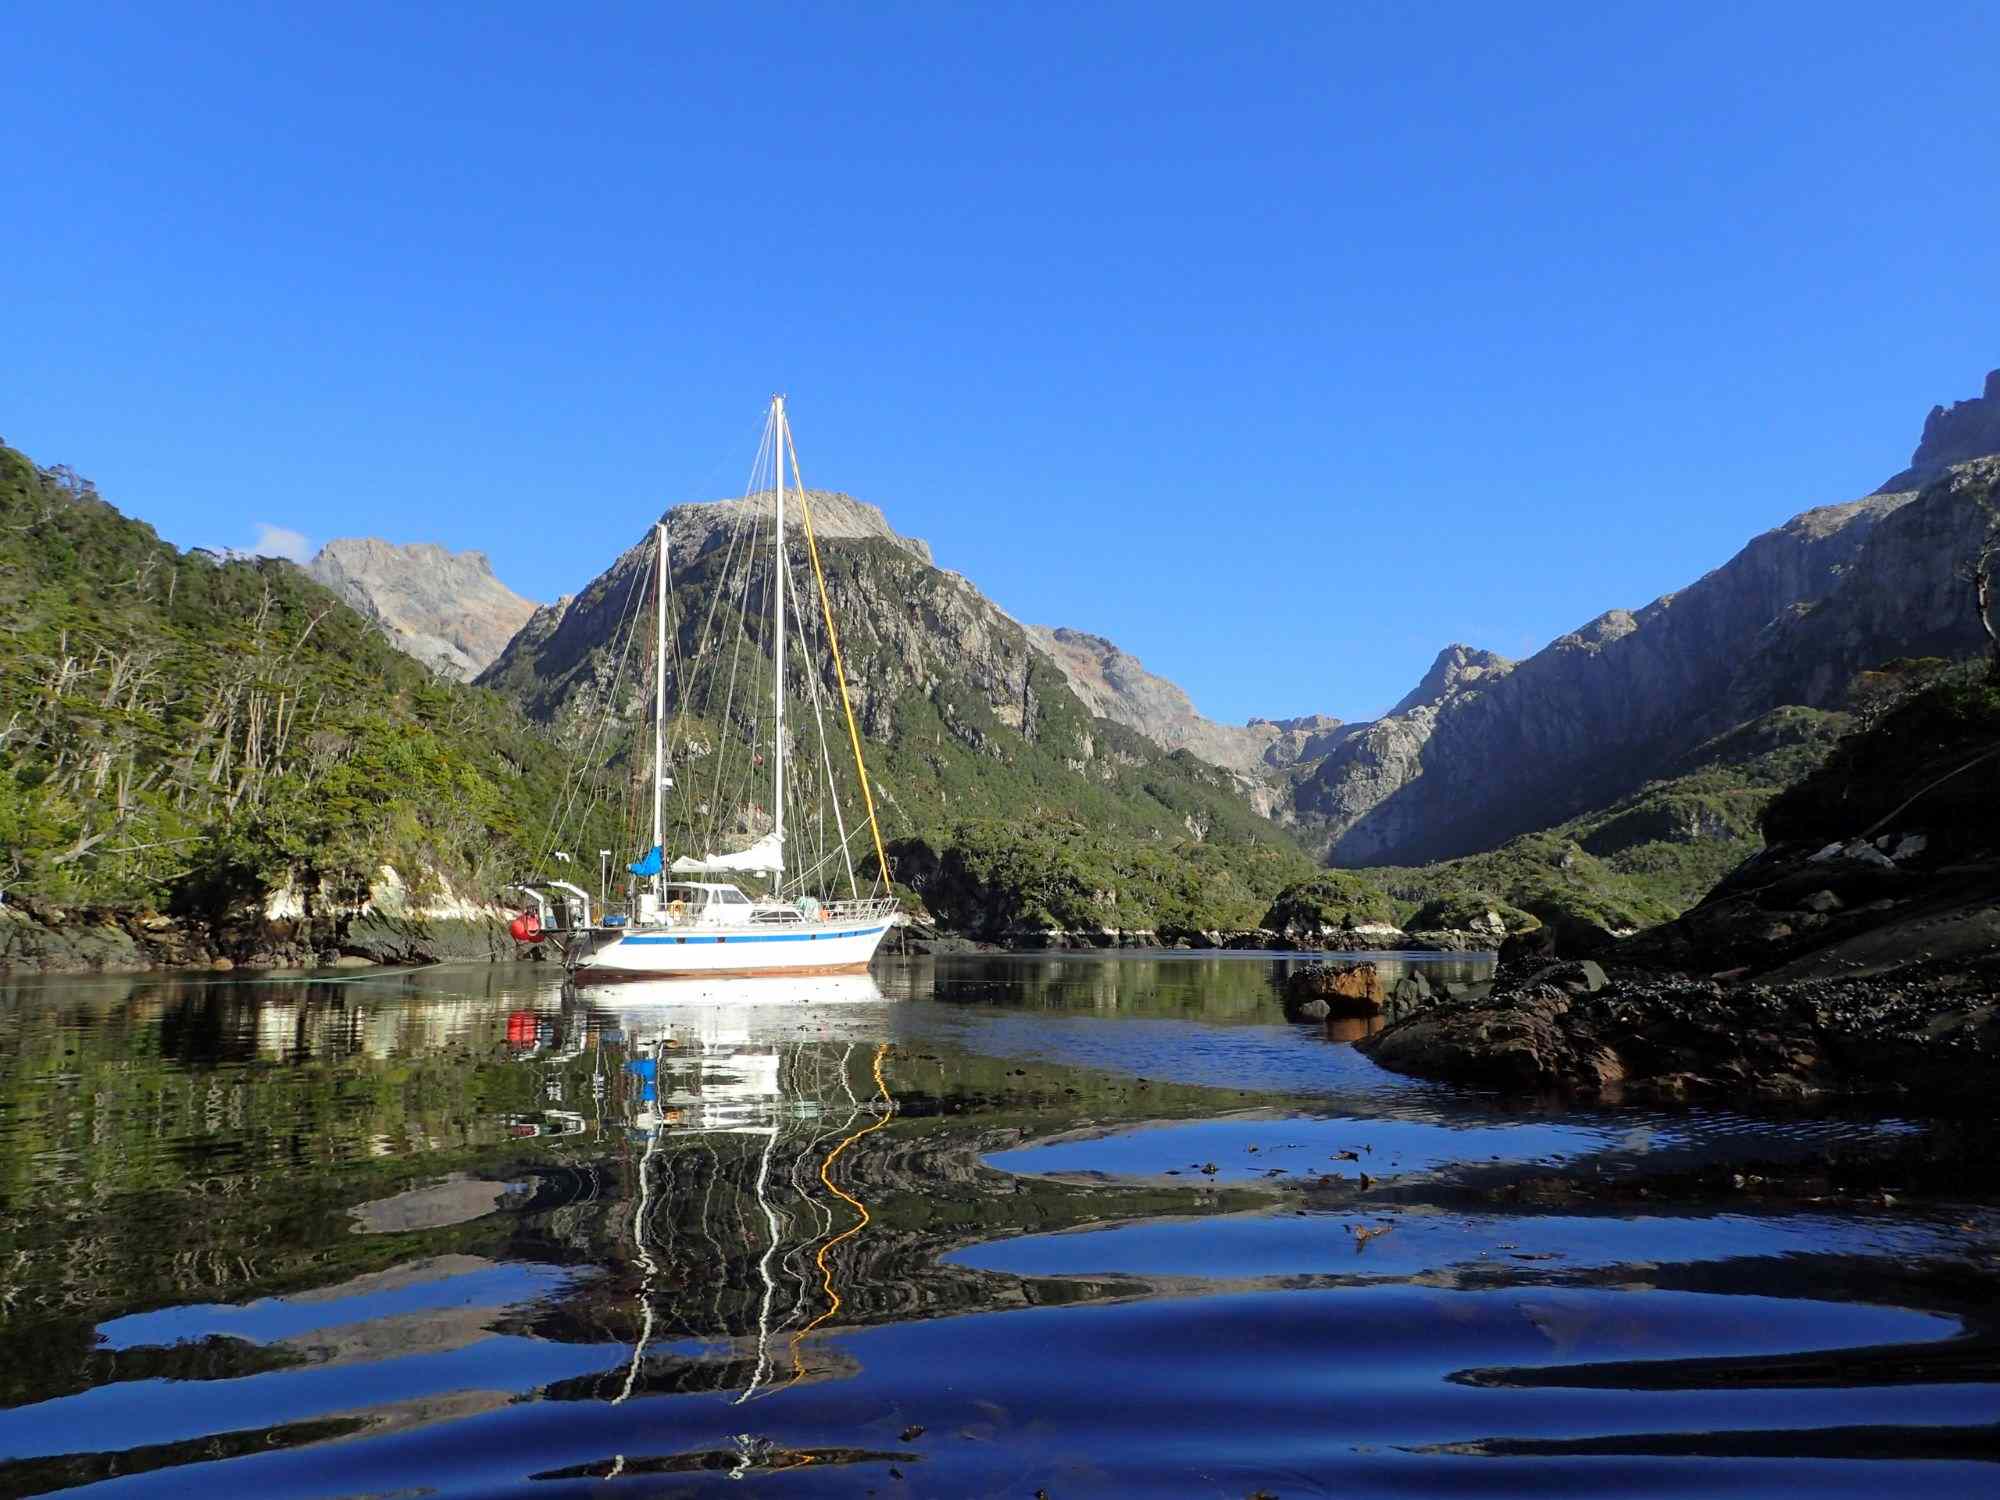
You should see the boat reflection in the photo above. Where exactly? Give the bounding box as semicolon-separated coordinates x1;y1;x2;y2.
567;970;892;1013
538;979;900;1404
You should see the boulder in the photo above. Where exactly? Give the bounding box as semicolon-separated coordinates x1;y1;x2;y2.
1525;959;1608;996
1283;961;1385;1018
1497;924;1557;970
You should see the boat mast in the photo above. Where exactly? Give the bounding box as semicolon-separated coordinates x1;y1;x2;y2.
771;396;787;889
652;520;667;896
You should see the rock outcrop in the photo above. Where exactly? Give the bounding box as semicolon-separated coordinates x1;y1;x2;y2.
308;538;539;680
1877;367;2000;493
1025;626;1341;778
1283;960;1385;1018
1387;644;1513;716
0;862;518;973
665;487;934;567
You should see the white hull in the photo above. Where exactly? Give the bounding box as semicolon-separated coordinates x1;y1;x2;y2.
568;972;889;1016
570;918;893;982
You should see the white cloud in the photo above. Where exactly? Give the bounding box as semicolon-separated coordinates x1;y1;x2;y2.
251;524;314;563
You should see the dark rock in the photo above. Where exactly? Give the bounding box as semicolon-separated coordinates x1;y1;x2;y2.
1497;925;1557;971
1390;969;1433;1007
1360;951;2000;1107
1526;959;1608;996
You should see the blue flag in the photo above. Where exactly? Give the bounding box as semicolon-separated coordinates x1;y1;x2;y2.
627;845;663;877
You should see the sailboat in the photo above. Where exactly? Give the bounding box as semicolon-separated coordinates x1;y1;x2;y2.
512;396;901;983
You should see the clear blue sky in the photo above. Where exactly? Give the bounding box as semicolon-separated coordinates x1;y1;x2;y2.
5;2;1996;723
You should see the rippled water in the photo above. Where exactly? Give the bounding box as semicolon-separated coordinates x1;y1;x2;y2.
1;953;1994;1497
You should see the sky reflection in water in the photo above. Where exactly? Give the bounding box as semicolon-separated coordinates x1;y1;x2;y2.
0;952;1991;1498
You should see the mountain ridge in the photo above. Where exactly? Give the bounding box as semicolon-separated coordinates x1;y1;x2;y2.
307;537;539;681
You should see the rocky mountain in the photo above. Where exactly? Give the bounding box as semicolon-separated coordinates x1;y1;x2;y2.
307;538;539;680
1288;369;2000;868
1387;644;1512;716
1024;626;1340;776
478;489;1312;933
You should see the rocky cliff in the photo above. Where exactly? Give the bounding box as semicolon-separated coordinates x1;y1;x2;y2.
1025;626;1340;777
308;538;539;680
1290;369;2000;868
1877;367;2000;493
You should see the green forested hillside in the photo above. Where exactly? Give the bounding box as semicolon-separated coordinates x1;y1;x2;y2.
0;445;609;917
0;448;1318;941
1370;706;1852;936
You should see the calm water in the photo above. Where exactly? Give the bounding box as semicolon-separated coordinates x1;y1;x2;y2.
1;953;1995;1498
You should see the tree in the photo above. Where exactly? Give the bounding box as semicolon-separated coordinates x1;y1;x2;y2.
1973;513;2000;683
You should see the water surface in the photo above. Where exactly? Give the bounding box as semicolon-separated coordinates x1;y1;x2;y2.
0;953;1993;1497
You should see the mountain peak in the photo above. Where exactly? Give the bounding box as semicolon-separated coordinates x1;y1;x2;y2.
665;488;933;567
307;537;538;681
1389;644;1513;716
1877;366;2000;493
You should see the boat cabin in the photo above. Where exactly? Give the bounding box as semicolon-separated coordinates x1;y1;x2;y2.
631;881;820;929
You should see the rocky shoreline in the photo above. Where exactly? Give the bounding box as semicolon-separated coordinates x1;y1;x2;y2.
899;922;1494;957
1;896;1499;975
1357;952;2000;1108
0;894;520;975
1351;838;2000;1112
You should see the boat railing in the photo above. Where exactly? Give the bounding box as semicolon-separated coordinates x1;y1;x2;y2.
823;897;901;923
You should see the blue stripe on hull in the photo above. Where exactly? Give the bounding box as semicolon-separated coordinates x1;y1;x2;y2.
614;926;884;946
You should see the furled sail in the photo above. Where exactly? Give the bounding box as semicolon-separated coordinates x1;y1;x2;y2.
670;830;784;876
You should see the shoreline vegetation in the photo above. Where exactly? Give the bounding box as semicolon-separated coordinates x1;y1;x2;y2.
5;437;1997;1115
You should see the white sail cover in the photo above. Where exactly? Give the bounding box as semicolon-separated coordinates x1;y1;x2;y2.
669;831;784;876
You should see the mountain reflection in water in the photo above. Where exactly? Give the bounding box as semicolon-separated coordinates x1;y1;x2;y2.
0;954;1994;1498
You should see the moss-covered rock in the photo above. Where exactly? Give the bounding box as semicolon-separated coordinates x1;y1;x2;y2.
1260;873;1399;942
1405;892;1539;937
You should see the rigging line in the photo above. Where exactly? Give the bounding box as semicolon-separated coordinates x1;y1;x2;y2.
612;1039;665;1406
786;1042;894;1380
674;414;773;856
530;538;651;877
656;490;700;849
734;1123;784;1405
784;536;854;895
784;825;871;893
780;1050;843;1323
532;530;649;866
785;418;891;893
558;573;649;871
785;1043;858;1300
701;423;772;860
667;413;774;847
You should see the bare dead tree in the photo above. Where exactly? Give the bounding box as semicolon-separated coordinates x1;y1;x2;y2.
1976;528;2000;683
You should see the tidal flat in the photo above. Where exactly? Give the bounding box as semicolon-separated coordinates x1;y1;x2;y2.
0;953;1994;1497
